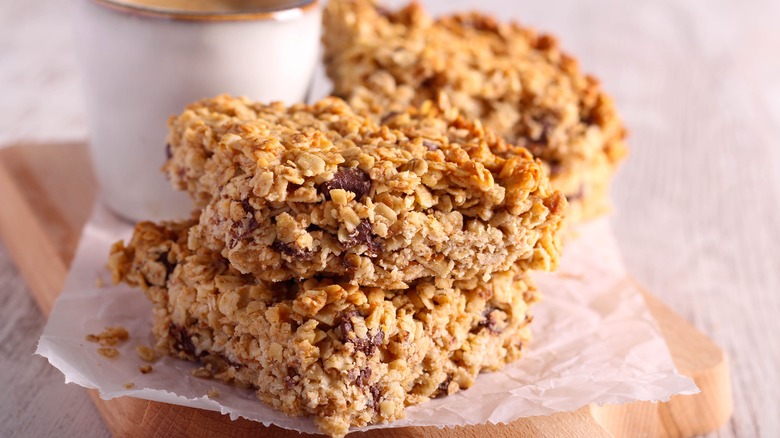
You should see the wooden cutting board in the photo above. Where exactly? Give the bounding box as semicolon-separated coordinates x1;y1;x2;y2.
0;142;733;437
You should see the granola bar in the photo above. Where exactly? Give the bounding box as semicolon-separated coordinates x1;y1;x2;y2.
322;0;628;222
109;220;538;437
164;95;565;289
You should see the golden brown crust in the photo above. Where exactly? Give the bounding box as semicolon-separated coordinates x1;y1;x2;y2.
323;0;628;222
164;95;565;289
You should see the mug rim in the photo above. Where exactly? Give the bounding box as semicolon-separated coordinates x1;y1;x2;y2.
92;0;319;22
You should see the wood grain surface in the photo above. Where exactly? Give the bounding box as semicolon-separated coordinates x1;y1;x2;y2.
0;142;731;438
2;0;779;437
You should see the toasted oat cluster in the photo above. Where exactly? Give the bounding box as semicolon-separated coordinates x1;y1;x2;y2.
323;0;628;222
109;221;537;437
164;95;565;289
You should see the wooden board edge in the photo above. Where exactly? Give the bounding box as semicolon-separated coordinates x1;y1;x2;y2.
0;143;733;437
0;150;69;314
86;392;612;438
589;289;733;438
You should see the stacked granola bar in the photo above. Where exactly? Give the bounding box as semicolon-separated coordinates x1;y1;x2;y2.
323;0;628;223
110;95;565;436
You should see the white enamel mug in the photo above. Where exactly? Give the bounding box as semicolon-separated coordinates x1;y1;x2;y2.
74;0;322;221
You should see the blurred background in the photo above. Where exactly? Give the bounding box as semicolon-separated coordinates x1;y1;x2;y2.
2;0;779;436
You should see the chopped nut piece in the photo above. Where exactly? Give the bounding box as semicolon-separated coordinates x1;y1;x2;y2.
136;345;159;362
139;364;153;374
97;347;119;358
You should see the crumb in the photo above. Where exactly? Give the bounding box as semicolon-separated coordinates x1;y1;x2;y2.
139;364;153;374
191;367;211;378
207;388;220;398
136;345;159;362
86;326;129;347
95;276;106;288
124;382;135;389
97;347;119;358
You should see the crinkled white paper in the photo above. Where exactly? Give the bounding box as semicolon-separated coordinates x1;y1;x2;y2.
37;201;697;434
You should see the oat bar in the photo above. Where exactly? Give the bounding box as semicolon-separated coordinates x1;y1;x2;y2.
165;95;565;289
109;220;538;437
323;0;628;222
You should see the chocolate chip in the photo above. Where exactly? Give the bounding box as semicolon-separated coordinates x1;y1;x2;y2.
235;217;259;241
337;310;384;356
272;240;312;261
271;279;301;303
367;384;382;412
169;324;198;357
319;168;372;201
582;112;596;125
420;76;438;89
354;330;385;356
343;219;382;257
473;306;504;335
348;367;372;388
200;353;241;373
165;143;172;160
380;111;401;125
423;140;439;151
337;310;357;341
284;367;299;389
535;115;557;139
231;199;261;240
434;375;453;398
158;251;175;279
306;223;323;232
351;330;384;356
240;199;255;215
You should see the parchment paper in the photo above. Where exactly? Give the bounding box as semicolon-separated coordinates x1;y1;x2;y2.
36;201;697;434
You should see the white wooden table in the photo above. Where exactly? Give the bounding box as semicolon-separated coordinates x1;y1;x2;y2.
2;0;779;436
